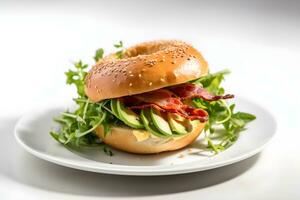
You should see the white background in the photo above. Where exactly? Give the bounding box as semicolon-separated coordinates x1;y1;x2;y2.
0;0;300;199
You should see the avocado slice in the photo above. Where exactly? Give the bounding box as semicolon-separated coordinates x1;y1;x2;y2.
150;108;172;136
140;109;168;138
190;119;200;128
110;99;121;119
168;113;201;135
167;113;189;135
115;99;144;129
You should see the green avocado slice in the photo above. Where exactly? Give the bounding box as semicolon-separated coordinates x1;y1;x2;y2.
190;119;200;128
114;99;144;129
110;99;121;119
168;113;201;135
140;109;168;138
150;108;172;136
167;113;189;135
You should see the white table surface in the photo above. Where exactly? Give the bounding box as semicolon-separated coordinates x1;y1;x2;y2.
0;1;299;199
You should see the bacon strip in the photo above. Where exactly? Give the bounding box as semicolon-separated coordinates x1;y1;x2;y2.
122;83;234;122
169;83;234;101
129;103;208;122
124;89;208;122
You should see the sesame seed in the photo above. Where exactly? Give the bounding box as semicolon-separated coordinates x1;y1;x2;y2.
129;74;134;77
160;78;165;82
149;82;153;86
138;74;142;78
144;60;157;67
129;83;133;87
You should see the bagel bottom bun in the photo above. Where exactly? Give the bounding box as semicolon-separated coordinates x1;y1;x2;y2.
95;123;205;154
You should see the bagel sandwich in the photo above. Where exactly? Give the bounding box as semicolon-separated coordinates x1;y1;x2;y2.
51;40;256;155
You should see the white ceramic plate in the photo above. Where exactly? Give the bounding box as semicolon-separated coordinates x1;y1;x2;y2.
14;97;276;176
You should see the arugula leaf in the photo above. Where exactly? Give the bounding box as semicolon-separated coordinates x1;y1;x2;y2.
114;40;123;48
233;112;256;122
50;53;116;155
114;40;124;59
192;69;230;95
192;70;256;153
65;60;88;97
75;111;107;138
94;48;104;62
50;131;60;142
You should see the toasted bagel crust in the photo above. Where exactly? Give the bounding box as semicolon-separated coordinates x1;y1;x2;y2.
95;122;205;154
85;40;208;102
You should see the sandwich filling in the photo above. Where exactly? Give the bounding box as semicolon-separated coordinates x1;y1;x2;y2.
125;84;233;121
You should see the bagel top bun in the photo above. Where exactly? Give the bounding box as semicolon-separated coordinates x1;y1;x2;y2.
85;40;208;102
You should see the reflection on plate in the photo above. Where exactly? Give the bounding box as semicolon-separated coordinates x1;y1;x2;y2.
14;97;276;176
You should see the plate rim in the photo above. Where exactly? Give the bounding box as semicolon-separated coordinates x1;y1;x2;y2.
14;97;277;176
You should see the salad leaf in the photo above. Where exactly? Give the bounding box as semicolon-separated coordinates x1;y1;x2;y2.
191;69;230;95
65;60;88;97
50;51;115;155
114;40;124;59
114;40;123;48
192;71;256;153
94;48;104;62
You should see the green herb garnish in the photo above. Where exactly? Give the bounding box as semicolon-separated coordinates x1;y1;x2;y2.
114;40;124;59
192;70;256;153
94;48;104;62
50;53;115;156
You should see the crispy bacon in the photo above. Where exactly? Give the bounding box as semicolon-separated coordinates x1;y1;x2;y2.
122;83;234;122
124;89;208;122
169;83;234;101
